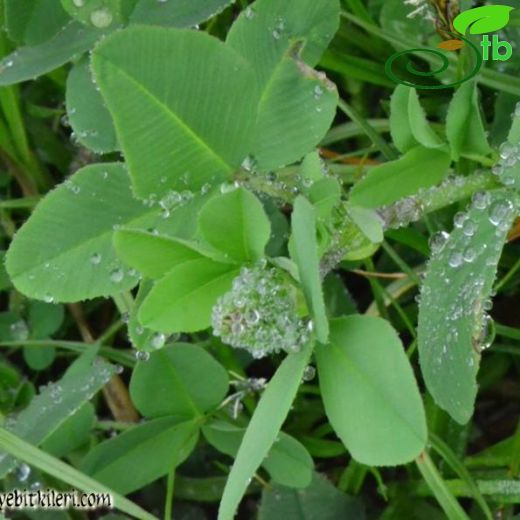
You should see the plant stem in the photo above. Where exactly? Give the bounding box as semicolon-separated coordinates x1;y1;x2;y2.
416;451;470;520
337;99;397;161
164;465;176;520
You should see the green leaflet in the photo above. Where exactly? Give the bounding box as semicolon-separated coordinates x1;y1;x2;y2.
349;147;451;208
92;27;258;199
0;349;116;476
418;190;517;424
316;316;427;466
138;258;240;333
290;196;329;343
130;0;234;27
198;188;271;263
227;0;340;170
258;473;364;520
5;164;151;302
218;340;313;520
114;229;208;280
81;416;200;495
390;85;445;153
446;82;492;161
203;420;313;488
0;22;105;86
130;344;229;419
5;0;70;45
66;56;118;154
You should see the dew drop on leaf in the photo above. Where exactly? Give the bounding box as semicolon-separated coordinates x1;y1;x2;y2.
135;350;150;362
90;8;113;28
110;268;124;283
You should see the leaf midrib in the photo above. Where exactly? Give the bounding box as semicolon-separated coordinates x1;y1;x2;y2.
96;53;233;174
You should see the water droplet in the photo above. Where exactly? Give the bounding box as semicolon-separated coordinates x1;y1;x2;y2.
472;191;490;210
10;320;29;341
73;0;85;6
135;350;150;362
462;219;476;237
90;253;102;265
478;314;494;350
429;231;449;254
90;8;113;28
245;6;256;19
489;199;513;226
314;85;324;99
448;252;463;268
43;293;54;303
463;246;476;263
110;268;124;283
17;463;30;482
302;365;316;381
453;212;466;228
150;332;166;349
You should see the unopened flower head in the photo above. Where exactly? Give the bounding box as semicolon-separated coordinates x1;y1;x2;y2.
212;265;309;359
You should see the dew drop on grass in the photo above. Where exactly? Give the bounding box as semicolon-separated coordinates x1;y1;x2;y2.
463;246;476;263
448;252;463;268
17;463;30;482
302;365;316;381
462;219;476;237
453;212;466;228
73;0;85;6
472;191;490;210
90;253;101;265
44;293;54;303
428;231;449;254
489;200;513;226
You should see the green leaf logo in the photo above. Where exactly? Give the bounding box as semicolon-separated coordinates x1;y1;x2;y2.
454;5;514;35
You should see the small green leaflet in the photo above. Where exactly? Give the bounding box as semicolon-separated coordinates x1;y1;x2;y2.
390;85;445;153
138;258;239;333
130;344;229;419
349;147;451;208
198;188;271;263
316;316;427;466
203;420;313;488
446;81;492;161
81;416;199;495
